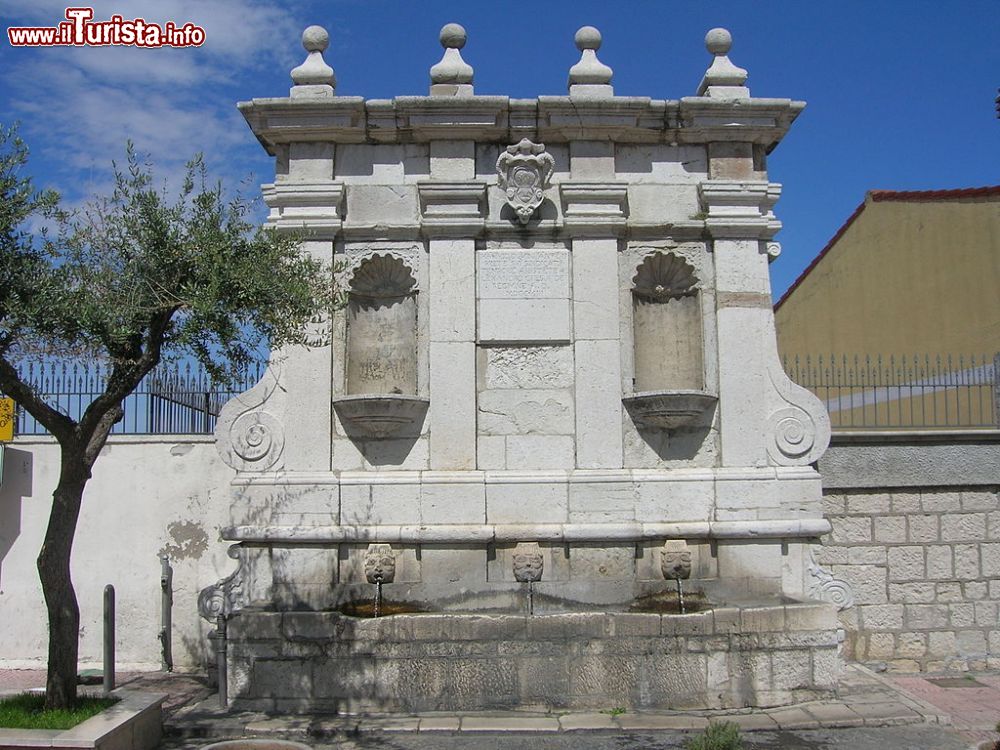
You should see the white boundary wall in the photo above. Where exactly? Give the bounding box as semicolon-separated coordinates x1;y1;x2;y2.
0;436;234;670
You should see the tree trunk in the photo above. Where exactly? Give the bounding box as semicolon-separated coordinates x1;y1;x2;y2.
37;448;90;709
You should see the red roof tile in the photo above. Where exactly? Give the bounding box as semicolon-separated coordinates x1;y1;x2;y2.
869;186;1000;202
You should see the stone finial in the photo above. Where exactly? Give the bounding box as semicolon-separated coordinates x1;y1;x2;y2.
568;26;613;97
430;23;474;96
697;27;749;99
290;25;336;99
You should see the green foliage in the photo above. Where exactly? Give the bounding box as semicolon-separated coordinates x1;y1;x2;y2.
684;721;743;750
0;124;61;356
0;692;118;729
1;131;334;384
601;706;626;717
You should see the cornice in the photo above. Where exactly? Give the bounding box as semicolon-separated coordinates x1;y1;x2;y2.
238;94;805;152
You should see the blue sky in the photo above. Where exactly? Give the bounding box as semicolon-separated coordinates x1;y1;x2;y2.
2;0;998;299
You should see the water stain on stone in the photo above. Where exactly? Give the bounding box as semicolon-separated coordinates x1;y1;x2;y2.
159;520;209;560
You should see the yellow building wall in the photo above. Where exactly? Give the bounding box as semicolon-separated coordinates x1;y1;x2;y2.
775;196;1000;361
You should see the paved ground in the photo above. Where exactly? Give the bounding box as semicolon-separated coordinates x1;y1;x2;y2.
3;665;998;748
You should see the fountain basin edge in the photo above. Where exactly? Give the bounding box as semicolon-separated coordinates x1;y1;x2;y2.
225;599;840;714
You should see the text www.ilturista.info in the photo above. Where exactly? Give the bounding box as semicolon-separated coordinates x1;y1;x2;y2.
8;7;205;47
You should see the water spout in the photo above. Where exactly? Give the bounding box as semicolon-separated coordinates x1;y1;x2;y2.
512;542;544;616
364;543;396;618
661;539;692;615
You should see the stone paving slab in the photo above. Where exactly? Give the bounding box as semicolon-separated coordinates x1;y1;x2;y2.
416;716;461;732
723;712;779;730
461;716;561;732
762;706;817;730
555;712;616;730
614;714;708;731
802;702;865;727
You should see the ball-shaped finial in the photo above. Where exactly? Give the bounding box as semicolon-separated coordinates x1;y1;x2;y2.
439;23;467;49
302;25;329;53
575;26;602;51
705;27;732;55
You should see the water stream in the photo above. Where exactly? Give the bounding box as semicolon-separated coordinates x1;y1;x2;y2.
676;578;686;615
373;579;383;618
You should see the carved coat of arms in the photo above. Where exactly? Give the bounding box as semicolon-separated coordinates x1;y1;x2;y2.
496;138;555;225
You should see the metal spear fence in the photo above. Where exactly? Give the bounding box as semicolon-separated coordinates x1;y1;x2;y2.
4;360;263;436
783;353;999;430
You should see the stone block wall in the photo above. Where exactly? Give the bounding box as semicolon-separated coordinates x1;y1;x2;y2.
817;436;1000;672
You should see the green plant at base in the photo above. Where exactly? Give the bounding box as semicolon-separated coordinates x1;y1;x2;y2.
684;720;742;750
0;693;118;730
600;706;626;717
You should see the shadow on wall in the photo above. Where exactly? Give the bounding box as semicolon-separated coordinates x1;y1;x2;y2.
0;447;33;585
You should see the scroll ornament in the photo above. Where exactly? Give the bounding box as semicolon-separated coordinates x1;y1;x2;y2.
216;363;285;472
807;547;855;611
764;357;831;466
197;545;249;622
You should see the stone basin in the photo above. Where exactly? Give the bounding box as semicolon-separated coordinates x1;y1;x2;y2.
202;742;312;750
332;394;429;438
226;598;840;714
622;389;718;430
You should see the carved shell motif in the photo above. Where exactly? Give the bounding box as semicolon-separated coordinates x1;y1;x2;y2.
632;253;699;302
349;254;416;298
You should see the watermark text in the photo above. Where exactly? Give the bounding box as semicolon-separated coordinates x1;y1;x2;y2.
8;7;206;48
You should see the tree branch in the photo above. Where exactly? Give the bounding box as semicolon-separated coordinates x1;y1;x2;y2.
0;358;75;441
77;307;177;457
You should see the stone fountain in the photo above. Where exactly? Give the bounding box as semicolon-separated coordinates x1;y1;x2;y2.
199;22;847;713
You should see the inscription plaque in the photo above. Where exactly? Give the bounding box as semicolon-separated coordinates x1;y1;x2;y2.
477;250;570;299
477;250;571;342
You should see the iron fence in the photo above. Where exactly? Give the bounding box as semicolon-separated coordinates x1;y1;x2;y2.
5;361;263;436
783;353;999;430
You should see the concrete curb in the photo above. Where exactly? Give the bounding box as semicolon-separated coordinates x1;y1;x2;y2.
0;690;165;750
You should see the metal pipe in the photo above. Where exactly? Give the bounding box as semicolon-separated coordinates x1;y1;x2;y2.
215;615;228;709
159;555;173;672
103;584;115;693
994;353;1000;427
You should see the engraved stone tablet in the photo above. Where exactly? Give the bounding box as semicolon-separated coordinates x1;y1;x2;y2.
477;250;570;299
477;250;571;342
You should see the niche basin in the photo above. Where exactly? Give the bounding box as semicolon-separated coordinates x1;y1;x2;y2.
622;389;717;430
333;394;429;438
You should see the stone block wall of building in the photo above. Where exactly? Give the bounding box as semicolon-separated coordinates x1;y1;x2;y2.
817;436;1000;672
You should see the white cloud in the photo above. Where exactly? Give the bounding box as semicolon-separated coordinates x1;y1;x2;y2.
2;0;300;68
1;0;303;205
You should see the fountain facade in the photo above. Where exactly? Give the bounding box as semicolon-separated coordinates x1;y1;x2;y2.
200;23;844;712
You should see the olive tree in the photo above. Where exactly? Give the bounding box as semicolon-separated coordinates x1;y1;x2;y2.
0;126;332;708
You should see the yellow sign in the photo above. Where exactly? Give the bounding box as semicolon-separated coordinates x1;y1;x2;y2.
0;398;14;442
